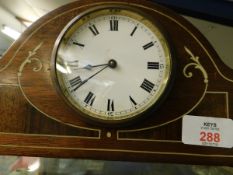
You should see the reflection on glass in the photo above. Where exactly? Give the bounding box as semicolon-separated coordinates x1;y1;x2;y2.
0;156;232;175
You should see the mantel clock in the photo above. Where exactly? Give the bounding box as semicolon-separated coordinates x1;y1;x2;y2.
0;0;232;166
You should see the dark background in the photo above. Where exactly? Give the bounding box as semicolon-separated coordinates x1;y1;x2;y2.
152;0;233;26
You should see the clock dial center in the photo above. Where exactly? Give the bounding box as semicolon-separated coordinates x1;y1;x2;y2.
108;59;117;69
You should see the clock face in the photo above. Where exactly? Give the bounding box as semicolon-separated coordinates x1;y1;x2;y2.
54;7;173;124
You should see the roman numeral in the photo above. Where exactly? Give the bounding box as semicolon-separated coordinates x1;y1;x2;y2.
143;42;154;50
89;24;99;36
129;96;137;106
84;92;95;106
73;42;85;47
140;79;155;93
110;20;118;31
130;26;138;36
69;76;82;88
148;62;159;69
107;99;114;111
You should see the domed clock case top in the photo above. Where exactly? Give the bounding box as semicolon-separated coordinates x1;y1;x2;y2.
0;0;232;166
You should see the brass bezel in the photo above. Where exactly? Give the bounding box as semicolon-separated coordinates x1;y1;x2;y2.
52;4;174;126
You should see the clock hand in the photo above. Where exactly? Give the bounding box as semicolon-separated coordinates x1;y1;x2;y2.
72;59;117;91
82;63;109;70
67;61;108;70
72;65;109;91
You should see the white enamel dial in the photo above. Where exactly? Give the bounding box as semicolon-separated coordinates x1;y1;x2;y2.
55;7;172;124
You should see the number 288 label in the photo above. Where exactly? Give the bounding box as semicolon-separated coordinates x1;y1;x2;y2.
182;115;233;148
200;131;220;146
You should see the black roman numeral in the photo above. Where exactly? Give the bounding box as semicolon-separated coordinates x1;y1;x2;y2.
89;24;99;36
73;42;85;47
130;26;138;36
143;42;154;50
84;92;95;106
148;62;159;69
69;76;82;88
110;20;118;31
129;96;137;106
107;99;114;111
140;79;155;93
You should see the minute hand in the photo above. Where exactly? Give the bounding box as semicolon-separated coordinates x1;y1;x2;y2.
73;65;109;91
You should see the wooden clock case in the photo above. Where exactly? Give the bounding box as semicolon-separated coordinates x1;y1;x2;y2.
0;0;232;166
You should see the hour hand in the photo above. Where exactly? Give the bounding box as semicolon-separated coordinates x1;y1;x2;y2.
67;61;108;70
82;59;117;70
82;63;109;70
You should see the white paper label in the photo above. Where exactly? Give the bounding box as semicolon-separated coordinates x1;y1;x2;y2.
182;115;233;148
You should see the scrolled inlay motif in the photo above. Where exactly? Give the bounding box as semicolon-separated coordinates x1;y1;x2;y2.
183;46;208;84
18;42;43;76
